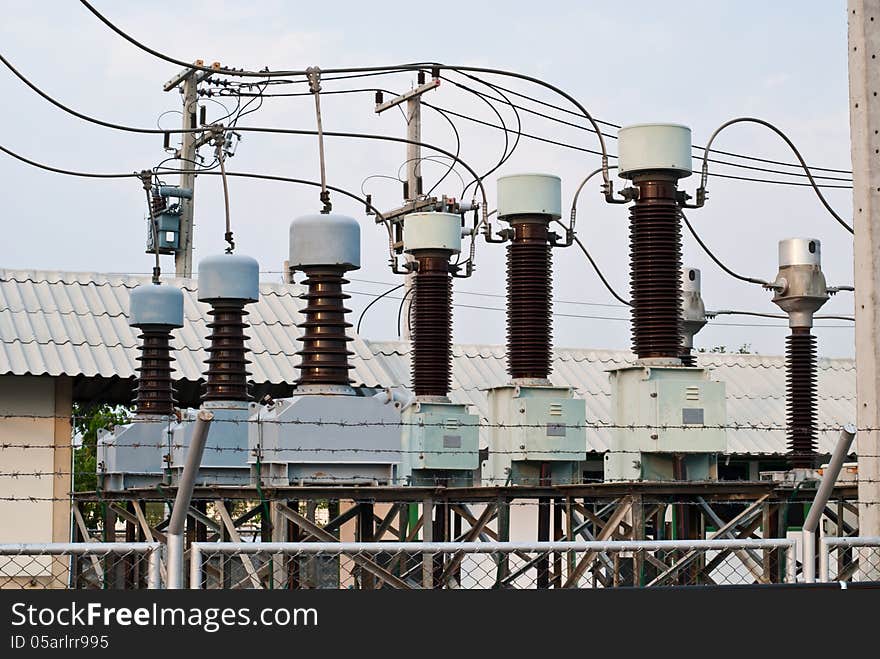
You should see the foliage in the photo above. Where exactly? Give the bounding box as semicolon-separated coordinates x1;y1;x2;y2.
72;403;130;493
697;343;754;355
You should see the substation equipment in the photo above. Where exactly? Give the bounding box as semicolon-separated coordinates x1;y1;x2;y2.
170;253;260;486
97;282;184;490
483;174;587;486
247;213;402;485
680;267;708;367
603;124;727;481
145;185;191;255
767;237;830;476
396;210;480;486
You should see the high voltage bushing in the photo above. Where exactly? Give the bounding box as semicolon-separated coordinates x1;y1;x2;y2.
197;253;259;401
680;267;707;367
403;212;462;397
289;213;360;388
128;283;184;416
497;174;562;381
617;124;693;362
770;238;829;469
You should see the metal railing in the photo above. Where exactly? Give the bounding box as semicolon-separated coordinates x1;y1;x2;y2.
0;542;162;589
819;536;880;583
189;539;797;589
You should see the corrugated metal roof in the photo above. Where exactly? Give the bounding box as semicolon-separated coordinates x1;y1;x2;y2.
1;270;857;456
0;269;390;387
366;341;857;456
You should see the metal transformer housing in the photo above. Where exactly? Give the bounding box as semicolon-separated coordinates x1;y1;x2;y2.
484;385;586;486
197;253;260;302
170;401;251;486
248;391;402;486
617;123;693;179
681;267;707;352
97;417;174;491
604;365;727;481
399;400;480;486
403;212;462;254
129;284;184;328
289;213;361;271
772;238;828;328
497;173;562;220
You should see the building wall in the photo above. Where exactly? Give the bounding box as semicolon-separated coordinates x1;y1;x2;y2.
0;375;72;587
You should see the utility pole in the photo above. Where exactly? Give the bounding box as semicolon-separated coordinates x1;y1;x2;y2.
375;74;441;340
848;0;880;573
164;61;216;278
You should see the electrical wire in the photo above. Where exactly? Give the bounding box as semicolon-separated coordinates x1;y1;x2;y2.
0;52;489;212
552;219;631;307
397;287;414;338
680;210;772;287
356;283;404;334
709;310;855;322
462;75;853;176
699;117;854;233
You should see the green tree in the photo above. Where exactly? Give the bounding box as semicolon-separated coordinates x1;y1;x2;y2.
72;403;130;493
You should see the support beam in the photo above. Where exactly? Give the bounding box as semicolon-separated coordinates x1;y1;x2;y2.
274;503;411;589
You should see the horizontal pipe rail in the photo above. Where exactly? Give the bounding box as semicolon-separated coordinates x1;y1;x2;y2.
819;536;880;582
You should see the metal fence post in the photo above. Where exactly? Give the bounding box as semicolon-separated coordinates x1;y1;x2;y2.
819;537;830;582
189;543;203;589
148;546;162;589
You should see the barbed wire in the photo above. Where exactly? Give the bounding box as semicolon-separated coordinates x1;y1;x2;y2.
0;413;867;433
0;494;875;505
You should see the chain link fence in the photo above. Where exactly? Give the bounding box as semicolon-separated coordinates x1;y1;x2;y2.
0;543;161;589
189;539;796;589
819;536;880;583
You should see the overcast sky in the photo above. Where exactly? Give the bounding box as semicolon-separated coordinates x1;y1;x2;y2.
0;1;857;358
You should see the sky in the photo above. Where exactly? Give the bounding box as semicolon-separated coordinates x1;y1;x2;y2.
0;0;857;358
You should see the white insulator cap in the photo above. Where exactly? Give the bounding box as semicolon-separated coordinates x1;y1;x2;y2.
129;283;184;328
682;267;701;293
198;253;260;302
403;212;462;254
617;123;693;179
497;173;562;220
289;213;360;271
779;238;821;267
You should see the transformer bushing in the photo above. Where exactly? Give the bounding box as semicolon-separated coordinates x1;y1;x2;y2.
248;214;402;485
484;175;587;486
398;212;479;486
680;267;707;366
769;238;829;470
97;283;183;490
604;125;726;482
170;254;259;486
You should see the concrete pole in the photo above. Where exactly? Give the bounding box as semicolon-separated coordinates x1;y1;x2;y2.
400;96;421;341
166;410;213;589
175;71;198;278
848;2;880;563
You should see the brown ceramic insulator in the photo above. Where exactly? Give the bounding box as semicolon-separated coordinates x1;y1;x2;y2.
786;328;818;469
629;175;684;360
203;301;251;401
411;253;453;397
150;188;166;216
507;218;552;380
296;268;353;386
133;328;176;416
679;352;696;367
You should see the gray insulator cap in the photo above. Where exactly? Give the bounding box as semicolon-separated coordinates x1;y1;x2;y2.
497;173;562;220
197;253;260;303
778;238;821;267
129;283;184;328
289;213;360;271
